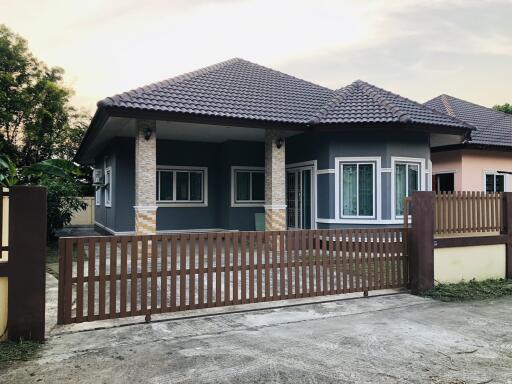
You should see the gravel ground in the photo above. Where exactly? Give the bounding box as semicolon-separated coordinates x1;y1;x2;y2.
2;290;512;383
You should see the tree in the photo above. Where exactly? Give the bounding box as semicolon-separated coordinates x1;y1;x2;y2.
0;24;89;166
0;24;92;238
493;103;512;115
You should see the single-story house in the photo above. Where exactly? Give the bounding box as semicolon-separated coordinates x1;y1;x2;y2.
425;95;512;193
75;58;470;235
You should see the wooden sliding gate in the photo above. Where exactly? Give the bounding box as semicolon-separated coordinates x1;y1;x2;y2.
58;228;409;325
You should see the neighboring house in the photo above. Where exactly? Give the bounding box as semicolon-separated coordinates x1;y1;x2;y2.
75;58;469;235
425;95;512;193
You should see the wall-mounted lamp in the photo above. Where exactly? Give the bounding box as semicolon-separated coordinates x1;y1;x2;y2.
144;127;153;140
276;137;284;149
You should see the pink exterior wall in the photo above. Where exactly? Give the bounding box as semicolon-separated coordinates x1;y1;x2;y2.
432;149;512;191
460;150;512;191
431;150;462;190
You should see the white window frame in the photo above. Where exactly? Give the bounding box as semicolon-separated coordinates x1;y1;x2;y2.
94;168;102;206
104;166;112;208
156;166;208;207
391;157;426;219
483;171;507;193
335;157;381;220
231;166;265;207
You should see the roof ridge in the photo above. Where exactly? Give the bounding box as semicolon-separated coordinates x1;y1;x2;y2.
307;85;354;124
439;94;512;121
440;95;456;117
98;58;243;107
357;80;412;123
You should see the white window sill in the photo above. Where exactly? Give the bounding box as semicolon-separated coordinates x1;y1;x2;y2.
157;202;207;208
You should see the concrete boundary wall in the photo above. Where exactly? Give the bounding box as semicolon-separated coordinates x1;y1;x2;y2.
410;191;512;293
434;244;506;283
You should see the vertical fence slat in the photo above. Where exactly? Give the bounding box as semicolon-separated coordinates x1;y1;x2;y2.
321;230;328;295
272;232;278;300
241;232;247;304
301;231;308;297
130;237;138;316
64;239;73;324
315;231;321;295
150;236;158;313
198;234;205;308
280;231;286;299
293;231;300;298
140;237;148;315
206;233;213;308
215;234;222;306
287;231;293;298
308;230;314;296
98;238;107;320
109;237;117;318
189;234;197;310
264;232;271;301
223;233;230;306
249;232;255;303
84;238;95;322
120;237;128;317
256;231;263;301
76;238;85;322
233;232;239;305
160;236;168;312
182;234;189;310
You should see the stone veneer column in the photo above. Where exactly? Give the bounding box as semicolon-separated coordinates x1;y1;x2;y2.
264;129;286;231
134;119;157;235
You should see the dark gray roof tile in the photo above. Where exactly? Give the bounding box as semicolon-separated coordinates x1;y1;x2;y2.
99;58;469;130
425;95;512;147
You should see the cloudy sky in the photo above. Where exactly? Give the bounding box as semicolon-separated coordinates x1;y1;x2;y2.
2;0;511;113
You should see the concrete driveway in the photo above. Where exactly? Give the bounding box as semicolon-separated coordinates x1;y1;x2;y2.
2;290;512;383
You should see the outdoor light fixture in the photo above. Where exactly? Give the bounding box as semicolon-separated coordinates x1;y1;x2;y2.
144;127;153;140
276;137;284;149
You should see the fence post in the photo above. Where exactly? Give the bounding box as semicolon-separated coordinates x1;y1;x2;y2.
410;191;435;294
503;192;512;279
7;186;47;341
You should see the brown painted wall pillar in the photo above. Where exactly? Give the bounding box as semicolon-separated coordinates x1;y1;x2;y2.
410;191;435;294
7;186;47;341
503;192;512;279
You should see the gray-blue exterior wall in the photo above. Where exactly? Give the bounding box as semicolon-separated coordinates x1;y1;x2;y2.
94;128;431;232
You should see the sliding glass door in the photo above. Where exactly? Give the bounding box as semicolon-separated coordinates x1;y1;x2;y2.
286;167;313;229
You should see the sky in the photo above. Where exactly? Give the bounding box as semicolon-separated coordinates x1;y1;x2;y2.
2;0;512;114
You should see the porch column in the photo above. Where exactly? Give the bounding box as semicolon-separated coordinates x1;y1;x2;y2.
134;119;157;235
264;129;286;231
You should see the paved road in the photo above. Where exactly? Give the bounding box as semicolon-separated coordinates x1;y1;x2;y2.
3;292;512;383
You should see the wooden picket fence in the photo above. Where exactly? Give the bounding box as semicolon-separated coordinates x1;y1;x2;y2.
58;228;409;325
434;192;503;235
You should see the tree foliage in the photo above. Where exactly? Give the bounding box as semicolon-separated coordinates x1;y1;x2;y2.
493;103;512;115
0;24;91;238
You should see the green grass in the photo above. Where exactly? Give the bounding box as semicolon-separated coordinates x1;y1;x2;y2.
423;278;512;302
0;340;41;364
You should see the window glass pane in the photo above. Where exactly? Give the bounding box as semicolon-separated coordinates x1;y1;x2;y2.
486;174;495;193
358;164;373;216
342;164;357;216
251;172;264;201
189;172;203;201
408;164;419;194
159;171;174;200
236;171;251;201
176;172;189;200
395;164;406;215
496;175;505;193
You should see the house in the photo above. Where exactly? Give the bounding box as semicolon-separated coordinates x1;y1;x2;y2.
425;95;512;193
75;58;470;235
